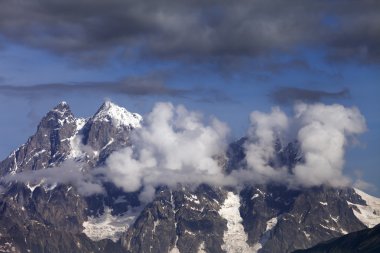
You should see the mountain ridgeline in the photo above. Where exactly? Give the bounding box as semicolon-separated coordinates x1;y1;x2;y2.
0;101;379;253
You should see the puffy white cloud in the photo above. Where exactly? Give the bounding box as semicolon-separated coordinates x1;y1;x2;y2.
293;103;366;187
101;102;235;202
241;103;366;188
242;107;290;183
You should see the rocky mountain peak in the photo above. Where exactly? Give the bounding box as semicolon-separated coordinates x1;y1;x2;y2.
54;100;70;111
37;101;75;130
77;101;142;154
0;102;78;175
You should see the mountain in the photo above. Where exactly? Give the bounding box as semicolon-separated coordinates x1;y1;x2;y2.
0;102;78;175
0;101;379;253
293;224;380;253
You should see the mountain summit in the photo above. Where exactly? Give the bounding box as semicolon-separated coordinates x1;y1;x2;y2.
0;101;379;253
81;101;141;154
93;101;142;129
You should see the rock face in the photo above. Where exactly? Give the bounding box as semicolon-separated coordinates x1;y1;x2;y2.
0;101;379;253
122;185;227;253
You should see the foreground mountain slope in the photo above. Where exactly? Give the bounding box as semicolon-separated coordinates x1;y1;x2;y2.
0;101;379;253
293;224;380;253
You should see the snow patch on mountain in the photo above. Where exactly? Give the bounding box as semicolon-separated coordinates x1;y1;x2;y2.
253;216;278;251
101;138;114;151
169;246;180;253
8;150;18;175
319;223;347;234
303;231;311;240
26;181;43;194
83;207;136;242
75;118;86;132
218;191;253;253
0;241;16;253
69;135;85;159
184;193;200;204
68;118;87;159
93;101;142;129
348;188;380;228
24;149;46;165
197;242;206;253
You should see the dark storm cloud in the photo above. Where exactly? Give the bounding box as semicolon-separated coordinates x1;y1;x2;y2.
0;0;379;64
271;87;350;105
253;59;312;74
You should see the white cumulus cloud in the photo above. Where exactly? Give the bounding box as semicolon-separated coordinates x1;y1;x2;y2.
100;102;235;202
241;107;290;183
293;103;366;187
240;103;366;188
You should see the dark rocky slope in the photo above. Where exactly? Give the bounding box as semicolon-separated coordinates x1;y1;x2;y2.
293;224;380;253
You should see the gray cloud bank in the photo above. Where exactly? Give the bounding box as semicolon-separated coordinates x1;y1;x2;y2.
0;74;232;103
271;87;350;105
0;74;184;97
2;102;367;201
0;0;379;64
2;160;103;196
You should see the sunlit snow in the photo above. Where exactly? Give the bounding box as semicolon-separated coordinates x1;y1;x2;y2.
253;216;278;252
218;191;253;253
348;188;380;228
93;101;142;129
83;207;136;242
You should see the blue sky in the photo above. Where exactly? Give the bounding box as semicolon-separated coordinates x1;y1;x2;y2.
0;0;379;194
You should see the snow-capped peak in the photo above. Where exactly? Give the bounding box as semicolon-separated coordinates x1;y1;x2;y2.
92;101;142;128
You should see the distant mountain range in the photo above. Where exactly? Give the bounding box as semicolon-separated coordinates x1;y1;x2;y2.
0;101;379;253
